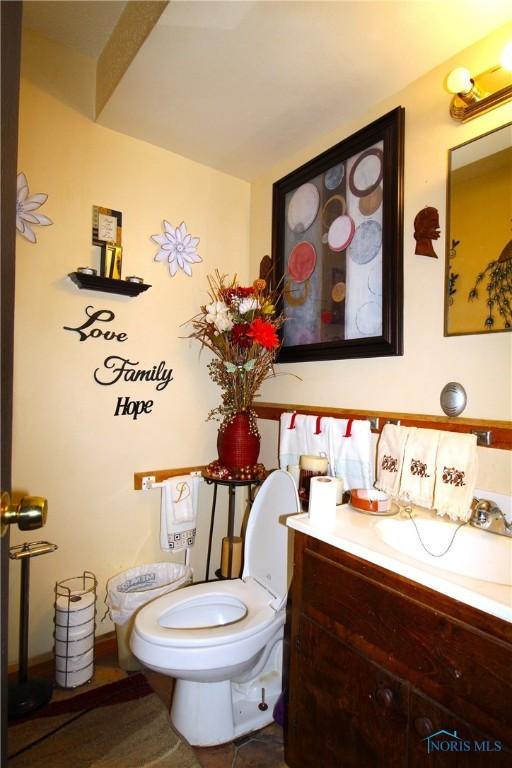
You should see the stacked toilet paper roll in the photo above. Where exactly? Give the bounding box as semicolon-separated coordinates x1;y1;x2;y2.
308;475;338;527
54;590;95;688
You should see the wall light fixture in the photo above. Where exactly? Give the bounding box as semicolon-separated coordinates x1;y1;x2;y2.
446;42;512;122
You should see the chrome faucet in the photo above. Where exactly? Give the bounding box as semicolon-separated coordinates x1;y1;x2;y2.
470;498;512;538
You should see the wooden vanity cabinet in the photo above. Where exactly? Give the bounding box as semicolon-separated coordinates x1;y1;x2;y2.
286;532;512;767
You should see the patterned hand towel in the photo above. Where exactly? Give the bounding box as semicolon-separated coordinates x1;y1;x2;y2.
157;475;200;552
375;424;410;497
398;428;440;509
433;432;478;521
328;418;374;490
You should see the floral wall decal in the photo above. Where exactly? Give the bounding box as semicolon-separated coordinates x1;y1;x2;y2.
16;172;53;243
151;220;201;277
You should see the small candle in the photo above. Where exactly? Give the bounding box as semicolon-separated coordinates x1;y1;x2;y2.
299;455;328;472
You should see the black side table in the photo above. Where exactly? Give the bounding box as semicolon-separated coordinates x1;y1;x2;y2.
202;475;262;581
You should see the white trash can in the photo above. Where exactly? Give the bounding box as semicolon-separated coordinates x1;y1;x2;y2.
106;562;192;671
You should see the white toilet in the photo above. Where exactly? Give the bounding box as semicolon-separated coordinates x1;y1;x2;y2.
130;469;299;746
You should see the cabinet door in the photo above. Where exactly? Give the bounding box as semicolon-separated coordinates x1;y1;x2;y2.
286;616;408;768
409;690;511;766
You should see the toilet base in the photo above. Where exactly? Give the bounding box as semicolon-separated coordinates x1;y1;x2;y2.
170;638;283;747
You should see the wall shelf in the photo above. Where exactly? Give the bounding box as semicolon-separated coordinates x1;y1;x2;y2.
252;401;512;451
68;272;151;297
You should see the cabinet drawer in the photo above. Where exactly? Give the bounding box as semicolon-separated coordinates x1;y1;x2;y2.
408;690;511;766
287;615;408;768
301;545;512;746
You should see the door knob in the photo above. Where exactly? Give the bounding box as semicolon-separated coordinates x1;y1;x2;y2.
1;492;48;537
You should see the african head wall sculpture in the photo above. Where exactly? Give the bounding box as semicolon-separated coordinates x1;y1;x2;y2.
414;206;440;258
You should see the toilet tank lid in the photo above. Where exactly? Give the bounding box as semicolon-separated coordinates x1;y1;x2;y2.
242;469;299;604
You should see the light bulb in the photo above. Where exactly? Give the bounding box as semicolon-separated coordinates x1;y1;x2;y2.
500;42;512;72
446;67;473;95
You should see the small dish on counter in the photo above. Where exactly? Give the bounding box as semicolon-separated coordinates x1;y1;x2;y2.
350;488;396;516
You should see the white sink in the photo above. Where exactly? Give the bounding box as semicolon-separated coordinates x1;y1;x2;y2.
375;516;512;586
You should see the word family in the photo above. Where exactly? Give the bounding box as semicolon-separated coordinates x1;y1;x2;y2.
63;306;128;343
94;356;173;391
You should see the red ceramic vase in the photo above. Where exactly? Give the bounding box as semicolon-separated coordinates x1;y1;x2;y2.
217;412;260;471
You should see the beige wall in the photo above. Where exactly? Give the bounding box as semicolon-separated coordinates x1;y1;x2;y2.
11;31;250;662
250;23;512;491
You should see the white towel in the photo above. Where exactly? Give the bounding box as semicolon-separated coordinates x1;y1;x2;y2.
328;418;374;490
375;424;410;497
157;475;200;552
433;432;478;521
399;428;440;509
279;412;331;472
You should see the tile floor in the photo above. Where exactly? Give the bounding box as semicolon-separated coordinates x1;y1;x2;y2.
9;650;287;768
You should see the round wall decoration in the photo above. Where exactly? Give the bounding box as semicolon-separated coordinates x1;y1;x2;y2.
324;163;345;190
284;278;310;307
327;215;355;252
321;194;347;230
359;185;383;216
287;183;320;233
355;301;382;336
349;220;382;264
331;281;346;303
287;241;317;282
348;147;383;197
368;263;382;296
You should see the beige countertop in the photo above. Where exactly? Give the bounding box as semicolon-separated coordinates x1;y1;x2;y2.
287;503;512;624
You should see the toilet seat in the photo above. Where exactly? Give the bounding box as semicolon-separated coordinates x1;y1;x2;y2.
134;577;277;648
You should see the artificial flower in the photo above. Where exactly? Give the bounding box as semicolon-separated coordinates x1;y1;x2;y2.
238;297;259;315
16;172;53;243
205;300;233;332
231;322;251;348
247;317;280;349
152;220;201;277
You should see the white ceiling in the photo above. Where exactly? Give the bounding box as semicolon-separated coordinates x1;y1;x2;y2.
23;1;512;181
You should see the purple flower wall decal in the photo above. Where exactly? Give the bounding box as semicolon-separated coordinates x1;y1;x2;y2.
16;172;53;243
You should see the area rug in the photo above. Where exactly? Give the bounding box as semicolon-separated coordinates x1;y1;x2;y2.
8;674;201;768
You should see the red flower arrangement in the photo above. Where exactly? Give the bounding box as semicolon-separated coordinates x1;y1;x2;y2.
187;271;284;427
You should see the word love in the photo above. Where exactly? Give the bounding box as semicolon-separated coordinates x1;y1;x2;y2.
63;306;127;343
94;356;173;391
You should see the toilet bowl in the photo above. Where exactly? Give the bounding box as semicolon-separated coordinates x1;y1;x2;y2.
130;469;299;746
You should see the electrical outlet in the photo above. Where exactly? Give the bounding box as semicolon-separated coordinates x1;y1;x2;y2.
142;475;155;491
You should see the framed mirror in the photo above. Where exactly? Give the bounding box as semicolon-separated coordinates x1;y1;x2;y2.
445;121;512;336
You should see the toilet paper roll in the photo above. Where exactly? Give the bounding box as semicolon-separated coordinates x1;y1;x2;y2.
54;619;95;642
308;475;337;527
335;477;344;505
55;647;94;673
55;662;93;689
55;591;95;627
54;633;94;658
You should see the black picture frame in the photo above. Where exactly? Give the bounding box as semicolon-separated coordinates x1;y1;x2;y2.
272;107;404;363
